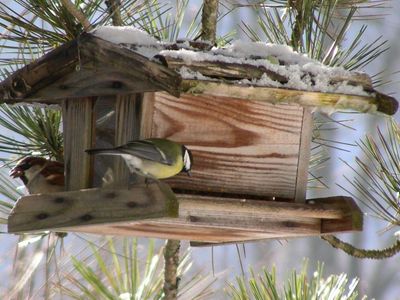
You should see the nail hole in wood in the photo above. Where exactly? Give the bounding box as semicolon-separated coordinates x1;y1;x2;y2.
283;221;296;228
112;81;123;89
80;214;93;221
105;192;116;199
37;213;49;220
54;197;64;204
188;215;198;222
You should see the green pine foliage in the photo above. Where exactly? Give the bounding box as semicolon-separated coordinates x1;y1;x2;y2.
55;238;214;299
0;0;397;299
227;261;365;300
240;0;388;70
339;118;400;226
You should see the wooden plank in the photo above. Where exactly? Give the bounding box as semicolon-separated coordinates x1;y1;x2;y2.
294;108;312;202
62;97;95;190
190;241;248;247
30;67;163;101
140;92;156;138
317;196;363;233
0;37;81;103
160;55;288;83
0;34;181;103
82;34;181;97
7;184;169;233
159;54;373;91
147;92;304;199
181;80;398;116
113;93;142;186
178;194;348;220
8;192;362;243
66;218;322;243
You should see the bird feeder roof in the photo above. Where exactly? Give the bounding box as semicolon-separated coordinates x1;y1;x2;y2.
0;25;397;115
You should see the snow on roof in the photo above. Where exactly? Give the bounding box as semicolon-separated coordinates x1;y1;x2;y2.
92;26;158;46
92;26;371;97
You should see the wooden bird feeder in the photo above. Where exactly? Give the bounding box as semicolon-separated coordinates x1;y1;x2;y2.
2;31;397;244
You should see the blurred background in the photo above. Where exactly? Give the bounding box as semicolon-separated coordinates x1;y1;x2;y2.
0;0;399;299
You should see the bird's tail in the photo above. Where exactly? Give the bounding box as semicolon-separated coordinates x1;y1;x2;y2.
85;148;120;155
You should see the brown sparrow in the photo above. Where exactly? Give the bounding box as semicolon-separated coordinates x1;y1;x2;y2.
9;156;64;194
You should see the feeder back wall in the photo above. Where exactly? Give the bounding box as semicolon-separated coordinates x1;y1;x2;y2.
140;92;312;201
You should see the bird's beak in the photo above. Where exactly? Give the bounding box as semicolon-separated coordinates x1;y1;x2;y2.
9;166;24;178
186;170;192;177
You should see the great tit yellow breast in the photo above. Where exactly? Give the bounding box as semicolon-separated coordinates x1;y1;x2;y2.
140;154;184;179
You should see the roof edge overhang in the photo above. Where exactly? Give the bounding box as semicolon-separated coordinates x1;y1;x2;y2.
0;33;181;104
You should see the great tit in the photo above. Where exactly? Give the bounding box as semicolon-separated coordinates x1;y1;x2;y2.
85;138;193;180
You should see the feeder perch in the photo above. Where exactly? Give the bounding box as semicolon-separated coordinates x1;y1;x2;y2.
2;31;397;244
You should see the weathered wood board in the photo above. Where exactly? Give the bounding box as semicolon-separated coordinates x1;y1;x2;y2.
7;184;171;233
63;97;95;190
0;34;181;103
8;186;362;243
141;92;311;200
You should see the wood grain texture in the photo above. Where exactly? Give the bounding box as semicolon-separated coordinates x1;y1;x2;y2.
62;97;95;190
181;80;398;116
159;54;373;91
178;194;348;220
114;93;142;186
30;67;162;101
318;196;363;233
67;218;322;243
145;92;305;199
140;92;156;138
8;193;362;242
160;55;288;83
295;108;313;202
0;37;81;102
8;184;169;233
0;33;181;103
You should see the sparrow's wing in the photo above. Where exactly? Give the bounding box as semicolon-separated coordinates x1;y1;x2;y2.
41;161;65;186
118;140;173;165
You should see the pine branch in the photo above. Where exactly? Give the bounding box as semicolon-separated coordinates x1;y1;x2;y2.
105;0;123;26
163;239;180;300
60;0;92;32
290;0;304;51
201;0;219;44
322;235;400;259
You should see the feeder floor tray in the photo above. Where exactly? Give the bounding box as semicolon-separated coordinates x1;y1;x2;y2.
8;184;362;243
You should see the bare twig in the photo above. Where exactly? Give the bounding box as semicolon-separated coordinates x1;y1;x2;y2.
163;239;180;300
201;0;219;44
60;0;92;32
105;0;123;26
322;235;400;259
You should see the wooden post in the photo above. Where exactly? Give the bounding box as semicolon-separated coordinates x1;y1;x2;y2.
295;108;312;202
114;93;143;186
62;97;96;190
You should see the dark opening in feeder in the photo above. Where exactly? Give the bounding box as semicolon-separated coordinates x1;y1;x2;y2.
2;30;397;244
